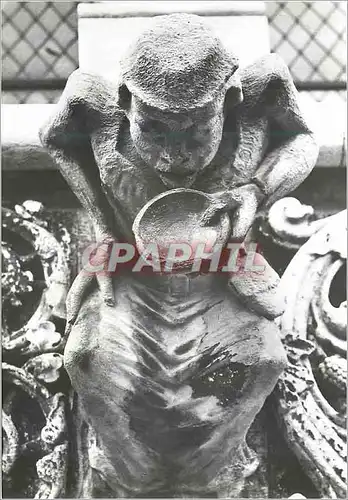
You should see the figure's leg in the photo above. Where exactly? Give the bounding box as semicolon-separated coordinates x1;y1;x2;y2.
228;251;285;319
176;316;287;498
64;295;165;497
212;322;287;497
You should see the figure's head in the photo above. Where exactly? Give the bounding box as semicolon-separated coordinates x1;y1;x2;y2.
118;13;242;188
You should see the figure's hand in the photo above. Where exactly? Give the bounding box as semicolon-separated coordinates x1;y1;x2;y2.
65;230;116;336
91;228;116;307
201;184;265;240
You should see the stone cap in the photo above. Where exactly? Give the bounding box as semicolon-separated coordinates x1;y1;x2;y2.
78;2;266;19
120;13;238;111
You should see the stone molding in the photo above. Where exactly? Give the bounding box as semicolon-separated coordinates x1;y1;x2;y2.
2;102;346;171
78;2;266;19
77;2;269;71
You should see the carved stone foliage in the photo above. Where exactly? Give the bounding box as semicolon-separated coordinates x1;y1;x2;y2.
259;197;329;251
275;205;347;499
256;197;342;277
2;198;346;498
2;201;72;498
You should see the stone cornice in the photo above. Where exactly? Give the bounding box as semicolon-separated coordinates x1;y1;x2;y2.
78;1;266;19
2;101;346;171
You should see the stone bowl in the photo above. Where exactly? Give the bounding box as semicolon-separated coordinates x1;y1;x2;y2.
132;188;231;272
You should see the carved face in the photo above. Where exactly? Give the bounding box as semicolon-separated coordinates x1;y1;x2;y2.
127;96;225;188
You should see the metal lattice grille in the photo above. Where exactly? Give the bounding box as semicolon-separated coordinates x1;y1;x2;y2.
2;1;347;104
2;1;78;81
267;1;346;83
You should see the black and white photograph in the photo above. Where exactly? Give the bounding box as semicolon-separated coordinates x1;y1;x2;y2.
2;1;347;498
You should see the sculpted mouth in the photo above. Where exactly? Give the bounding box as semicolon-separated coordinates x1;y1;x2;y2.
158;170;196;186
158;170;195;180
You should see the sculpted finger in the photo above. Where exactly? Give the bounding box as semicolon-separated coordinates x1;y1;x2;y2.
66;271;94;329
231;202;257;240
200;201;227;225
97;273;115;307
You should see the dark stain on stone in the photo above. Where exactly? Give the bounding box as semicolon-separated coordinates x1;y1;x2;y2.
191;361;248;407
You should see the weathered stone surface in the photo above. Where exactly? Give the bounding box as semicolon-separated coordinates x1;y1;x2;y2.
2;203;72;498
64;272;287;496
276;210;347;498
2;98;345;172
37;12;322;498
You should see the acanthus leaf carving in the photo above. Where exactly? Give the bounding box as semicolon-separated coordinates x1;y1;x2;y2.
275;209;347;499
2;202;72;499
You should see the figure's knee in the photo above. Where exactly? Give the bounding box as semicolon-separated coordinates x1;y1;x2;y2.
258;347;287;386
228;253;285;320
64;322;98;377
251;324;287;397
245;318;287;385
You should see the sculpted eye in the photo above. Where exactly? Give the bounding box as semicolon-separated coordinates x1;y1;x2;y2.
137;121;152;133
154;133;165;146
137;119;163;134
195;126;210;139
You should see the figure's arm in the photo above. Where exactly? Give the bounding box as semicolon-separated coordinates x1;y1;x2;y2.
39;70;120;318
39;70;117;237
203;55;319;239
248;54;319;206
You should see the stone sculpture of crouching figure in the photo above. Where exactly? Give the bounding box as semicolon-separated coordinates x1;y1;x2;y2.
40;14;319;498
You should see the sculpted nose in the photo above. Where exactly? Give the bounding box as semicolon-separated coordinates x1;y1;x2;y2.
165;133;189;155
163;143;190;163
160;154;189;171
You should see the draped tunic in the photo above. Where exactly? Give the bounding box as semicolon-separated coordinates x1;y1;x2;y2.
65;271;286;496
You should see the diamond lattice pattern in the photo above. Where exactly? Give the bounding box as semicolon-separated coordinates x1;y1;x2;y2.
2;2;78;80
1;1;346;104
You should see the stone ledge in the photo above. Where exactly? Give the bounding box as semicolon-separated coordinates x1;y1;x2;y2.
2;101;346;171
2;104;57;171
299;94;346;168
78;2;266;19
78;2;269;71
